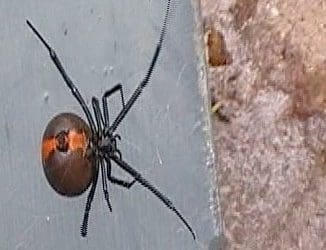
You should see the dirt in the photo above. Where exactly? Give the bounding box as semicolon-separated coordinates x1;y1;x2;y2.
200;0;326;249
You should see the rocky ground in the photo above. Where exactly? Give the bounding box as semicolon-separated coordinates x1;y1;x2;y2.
200;0;326;249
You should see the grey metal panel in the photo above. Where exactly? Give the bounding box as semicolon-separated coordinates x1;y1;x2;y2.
0;0;216;249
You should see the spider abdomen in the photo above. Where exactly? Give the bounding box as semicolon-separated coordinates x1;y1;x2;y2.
41;113;95;197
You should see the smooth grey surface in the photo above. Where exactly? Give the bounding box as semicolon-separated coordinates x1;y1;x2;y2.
0;0;216;249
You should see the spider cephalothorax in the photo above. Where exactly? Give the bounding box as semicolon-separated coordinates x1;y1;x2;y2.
28;0;195;240
97;134;121;157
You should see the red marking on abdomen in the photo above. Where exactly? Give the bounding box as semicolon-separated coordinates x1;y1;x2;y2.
42;137;56;161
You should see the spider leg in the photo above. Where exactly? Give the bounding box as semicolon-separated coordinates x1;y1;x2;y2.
91;97;104;133
114;134;121;140
91;97;114;212
92;97;131;188
102;84;125;131
91;97;114;211
106;157;136;188
81;162;99;237
26;20;97;135
109;0;172;133
115;149;122;160
109;154;196;240
100;159;113;211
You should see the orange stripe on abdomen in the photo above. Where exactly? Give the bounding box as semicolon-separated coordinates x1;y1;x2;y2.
68;130;88;153
42;130;88;161
42;137;56;161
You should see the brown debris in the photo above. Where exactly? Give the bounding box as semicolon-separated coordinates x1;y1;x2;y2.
204;17;232;67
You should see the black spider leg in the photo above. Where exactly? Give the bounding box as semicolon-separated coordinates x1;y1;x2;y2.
26;20;97;136
92;97;113;212
102;84;125;133
101;85;124;158
108;154;196;240
81;162;99;237
108;0;171;133
106;157;136;188
102;88;136;187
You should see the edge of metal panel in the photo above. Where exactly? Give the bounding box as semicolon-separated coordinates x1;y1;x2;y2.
191;0;224;247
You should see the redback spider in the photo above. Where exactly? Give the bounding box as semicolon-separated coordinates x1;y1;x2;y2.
26;0;195;240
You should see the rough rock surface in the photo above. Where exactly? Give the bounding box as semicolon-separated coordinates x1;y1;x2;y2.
200;0;326;249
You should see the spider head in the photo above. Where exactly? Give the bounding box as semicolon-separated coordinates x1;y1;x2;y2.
97;132;120;157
